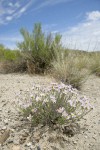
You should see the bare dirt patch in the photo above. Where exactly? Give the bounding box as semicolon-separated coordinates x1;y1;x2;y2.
0;74;100;150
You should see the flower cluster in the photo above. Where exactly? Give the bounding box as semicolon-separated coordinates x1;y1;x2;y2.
16;82;93;126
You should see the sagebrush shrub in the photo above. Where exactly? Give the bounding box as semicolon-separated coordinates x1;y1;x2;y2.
16;83;93;127
17;23;62;73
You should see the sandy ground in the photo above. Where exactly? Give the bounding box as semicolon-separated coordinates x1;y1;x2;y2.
0;74;100;150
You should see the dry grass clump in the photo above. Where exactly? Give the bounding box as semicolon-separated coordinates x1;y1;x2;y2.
88;52;100;76
52;50;90;89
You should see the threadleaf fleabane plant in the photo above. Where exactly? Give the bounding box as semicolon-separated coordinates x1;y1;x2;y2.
16;83;93;127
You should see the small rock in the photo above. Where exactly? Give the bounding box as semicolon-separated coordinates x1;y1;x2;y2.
10;129;15;133
19;137;26;144
8;138;13;143
26;142;32;147
34;137;40;142
73;141;77;144
51;146;59;150
2;126;7;130
22;132;29;137
19;117;24;121
98;120;100;124
12;145;21;150
37;146;41;150
92;136;96;140
8;110;11;113
4;119;8;125
85;136;88;139
0;130;10;145
13;139;19;145
33;131;41;141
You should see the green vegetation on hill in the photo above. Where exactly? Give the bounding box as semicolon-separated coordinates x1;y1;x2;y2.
0;44;26;73
0;44;21;61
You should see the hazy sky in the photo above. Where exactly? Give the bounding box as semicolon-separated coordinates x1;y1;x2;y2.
0;0;100;51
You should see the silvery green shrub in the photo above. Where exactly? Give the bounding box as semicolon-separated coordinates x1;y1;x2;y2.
16;83;93;126
17;23;62;72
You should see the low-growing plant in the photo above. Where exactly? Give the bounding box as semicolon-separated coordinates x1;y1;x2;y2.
16;83;93;127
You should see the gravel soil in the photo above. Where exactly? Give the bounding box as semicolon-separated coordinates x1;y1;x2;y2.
0;74;100;150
